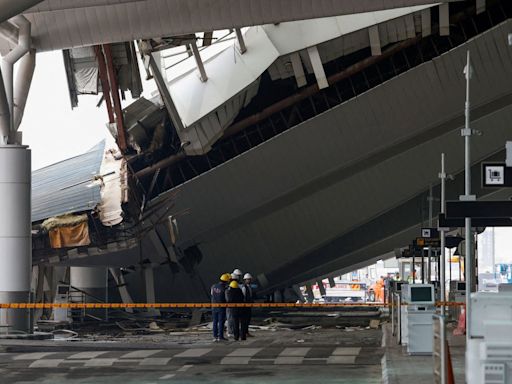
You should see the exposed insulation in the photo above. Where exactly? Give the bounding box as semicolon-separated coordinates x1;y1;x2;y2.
48;221;91;249
42;214;88;231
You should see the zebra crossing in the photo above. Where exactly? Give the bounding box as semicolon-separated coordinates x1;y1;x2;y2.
3;345;380;369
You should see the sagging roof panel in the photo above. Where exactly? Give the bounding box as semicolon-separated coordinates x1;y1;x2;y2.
148;19;512;287
161;5;436;155
0;0;458;53
32;140;105;222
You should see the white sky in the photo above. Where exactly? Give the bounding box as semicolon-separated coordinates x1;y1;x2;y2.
19;50;157;170
19;51;110;170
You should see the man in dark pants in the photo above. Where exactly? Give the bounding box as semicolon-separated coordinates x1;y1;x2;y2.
225;280;245;340
241;273;254;338
211;273;230;342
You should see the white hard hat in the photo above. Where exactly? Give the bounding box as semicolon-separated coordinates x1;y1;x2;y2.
230;273;237;280
233;269;243;276
243;273;253;280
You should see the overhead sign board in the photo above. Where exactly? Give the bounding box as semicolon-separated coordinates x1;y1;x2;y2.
416;237;441;248
438;213;512;228
482;163;512;188
399;244;427;258
445;201;512;219
421;228;439;239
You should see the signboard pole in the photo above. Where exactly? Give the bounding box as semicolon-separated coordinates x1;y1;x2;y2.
462;50;473;344
427;184;433;283
439;154;447;317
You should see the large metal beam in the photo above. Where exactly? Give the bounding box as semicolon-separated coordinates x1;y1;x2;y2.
94;46;115;124
102;44;128;152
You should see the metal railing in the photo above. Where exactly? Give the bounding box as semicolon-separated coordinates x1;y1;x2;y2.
392;293;401;345
433;314;447;384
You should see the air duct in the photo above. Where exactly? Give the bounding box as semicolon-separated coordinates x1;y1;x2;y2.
13;49;35;130
0;15;31;144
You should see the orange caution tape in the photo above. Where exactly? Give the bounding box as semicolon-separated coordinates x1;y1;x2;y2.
0;302;465;309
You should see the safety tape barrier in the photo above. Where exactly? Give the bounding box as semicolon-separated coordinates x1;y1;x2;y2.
0;302;465;309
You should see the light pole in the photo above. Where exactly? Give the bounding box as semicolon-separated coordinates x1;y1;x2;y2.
461;50;475;346
439;154;447;316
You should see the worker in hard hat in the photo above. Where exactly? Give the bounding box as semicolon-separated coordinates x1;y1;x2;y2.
375;277;385;302
407;269;417;284
232;269;243;282
226;269;243;337
241;273;254;338
225;280;245;341
210;273;230;342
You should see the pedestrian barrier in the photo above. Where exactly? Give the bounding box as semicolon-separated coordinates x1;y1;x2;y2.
0;302;466;309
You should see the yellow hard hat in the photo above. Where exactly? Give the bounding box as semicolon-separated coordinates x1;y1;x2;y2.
220;273;230;282
229;281;239;289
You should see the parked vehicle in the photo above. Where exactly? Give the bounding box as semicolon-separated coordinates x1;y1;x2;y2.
319;282;367;302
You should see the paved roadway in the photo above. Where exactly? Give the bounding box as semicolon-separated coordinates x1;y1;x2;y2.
0;328;383;383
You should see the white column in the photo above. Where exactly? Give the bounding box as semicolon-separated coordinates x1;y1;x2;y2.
290;52;307;88
307;46;328;89
421;8;431;37
439;4;450;36
368;26;381;56
476;0;485;15
0;145;31;333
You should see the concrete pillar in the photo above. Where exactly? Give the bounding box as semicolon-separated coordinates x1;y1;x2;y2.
70;267;106;300
0;145;31;333
143;267;160;316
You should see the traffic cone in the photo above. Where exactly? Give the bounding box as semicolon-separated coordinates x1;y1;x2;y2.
453;306;466;336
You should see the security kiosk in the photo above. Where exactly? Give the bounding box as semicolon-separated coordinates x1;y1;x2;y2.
467;291;512;384
53;285;71;323
404;284;436;355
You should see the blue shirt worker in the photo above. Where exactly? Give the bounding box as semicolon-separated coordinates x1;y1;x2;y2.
211;273;230;342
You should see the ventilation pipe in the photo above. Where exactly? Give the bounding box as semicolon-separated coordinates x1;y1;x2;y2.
1;15;31;143
0;70;9;144
13;48;35;130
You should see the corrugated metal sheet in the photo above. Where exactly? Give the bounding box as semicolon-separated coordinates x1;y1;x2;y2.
0;0;457;53
147;20;512;284
32;140;105;222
